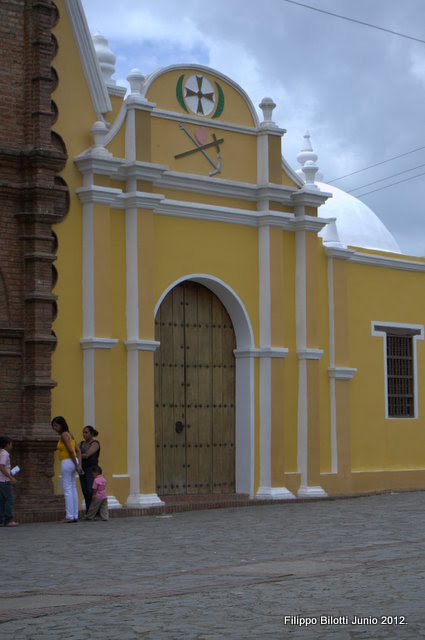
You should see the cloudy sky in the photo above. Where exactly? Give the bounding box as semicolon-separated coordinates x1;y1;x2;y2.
81;0;425;256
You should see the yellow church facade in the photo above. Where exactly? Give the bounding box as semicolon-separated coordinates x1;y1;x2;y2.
50;0;425;508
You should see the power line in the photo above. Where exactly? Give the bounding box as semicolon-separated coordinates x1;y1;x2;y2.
281;0;425;45
328;145;425;183
356;170;425;199
348;162;425;193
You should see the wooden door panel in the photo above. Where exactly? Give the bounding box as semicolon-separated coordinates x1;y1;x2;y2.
211;296;235;493
185;283;213;494
155;286;186;494
155;281;235;496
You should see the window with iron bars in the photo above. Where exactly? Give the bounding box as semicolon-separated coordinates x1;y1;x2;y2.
373;325;422;419
386;333;414;417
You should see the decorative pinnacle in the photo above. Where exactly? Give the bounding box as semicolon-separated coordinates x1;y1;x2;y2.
127;68;145;95
90;121;111;157
296;131;323;184
93;33;116;85
259;97;277;127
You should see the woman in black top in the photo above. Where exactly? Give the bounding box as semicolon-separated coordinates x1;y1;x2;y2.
79;425;100;511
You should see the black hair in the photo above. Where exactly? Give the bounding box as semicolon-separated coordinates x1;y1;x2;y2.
51;416;69;433
0;436;11;449
83;425;99;437
92;465;102;475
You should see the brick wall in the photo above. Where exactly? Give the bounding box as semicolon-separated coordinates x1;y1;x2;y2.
0;0;68;512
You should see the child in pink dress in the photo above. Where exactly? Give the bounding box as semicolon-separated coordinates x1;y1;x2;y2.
85;465;109;521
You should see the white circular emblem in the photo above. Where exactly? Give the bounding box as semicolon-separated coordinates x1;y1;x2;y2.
184;74;216;116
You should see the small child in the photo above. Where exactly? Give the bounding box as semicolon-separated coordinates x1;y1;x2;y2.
85;465;109;521
0;436;19;527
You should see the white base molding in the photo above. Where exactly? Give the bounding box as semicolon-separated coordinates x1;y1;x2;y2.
107;495;123;509
297;485;328;498
256;486;296;500
126;493;165;507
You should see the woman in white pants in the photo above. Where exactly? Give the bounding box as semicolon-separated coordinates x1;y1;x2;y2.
51;416;83;522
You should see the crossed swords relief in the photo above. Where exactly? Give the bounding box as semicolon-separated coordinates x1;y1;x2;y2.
174;123;223;176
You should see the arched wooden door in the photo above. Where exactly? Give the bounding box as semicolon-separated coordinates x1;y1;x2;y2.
155;281;236;495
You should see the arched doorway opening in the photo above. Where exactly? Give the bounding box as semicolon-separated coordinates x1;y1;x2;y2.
155;281;236;495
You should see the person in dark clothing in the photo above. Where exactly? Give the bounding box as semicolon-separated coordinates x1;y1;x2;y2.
79;426;100;511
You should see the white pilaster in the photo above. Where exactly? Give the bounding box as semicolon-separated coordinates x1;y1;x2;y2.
295;223;326;498
124;198;163;507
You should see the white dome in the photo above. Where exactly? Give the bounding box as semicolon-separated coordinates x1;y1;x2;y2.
317;182;401;254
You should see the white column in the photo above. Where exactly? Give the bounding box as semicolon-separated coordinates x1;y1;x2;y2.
295;224;327;498
124;201;163;507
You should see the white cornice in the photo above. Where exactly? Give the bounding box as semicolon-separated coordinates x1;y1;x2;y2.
80;338;119;350
324;246;355;260
117;192;164;210
292;216;329;233
121;162;169;182
107;84;127;98
350;252;425;271
328;367;357;380
326;246;425;272
125;340;161;351
151;109;258;135
234;347;289;359
291;188;331;208
297;349;324;360
77;185;122;205
74;155;126;176
64;0;111;116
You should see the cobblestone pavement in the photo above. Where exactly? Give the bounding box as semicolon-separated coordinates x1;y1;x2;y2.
1;492;425;639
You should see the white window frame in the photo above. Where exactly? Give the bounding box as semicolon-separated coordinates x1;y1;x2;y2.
372;322;424;420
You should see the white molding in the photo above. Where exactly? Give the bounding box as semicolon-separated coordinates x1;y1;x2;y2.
297;485;328;498
292;215;329;233
80;338;119;350
118;192;164;210
256;486;296;500
77;185;122;205
74;155;126;176
112;474;130;479
351;252;425;271
328;367;357;380
126;493;165;508
152;108;259;135
372;321;424;420
125;340;160;351
234;347;289;359
64;0;111;116
107;84;127;98
326;246;425;272
324;246;356;260
282;155;304;188
153;198;259;227
291;188;331;208
297;348;324;360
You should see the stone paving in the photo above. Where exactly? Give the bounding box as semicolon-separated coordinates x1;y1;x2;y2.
1;491;425;639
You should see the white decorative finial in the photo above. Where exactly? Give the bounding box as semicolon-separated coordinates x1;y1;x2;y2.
93;33;116;85
296;131;323;184
90;121;112;157
259;97;277;128
127;68;145;95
